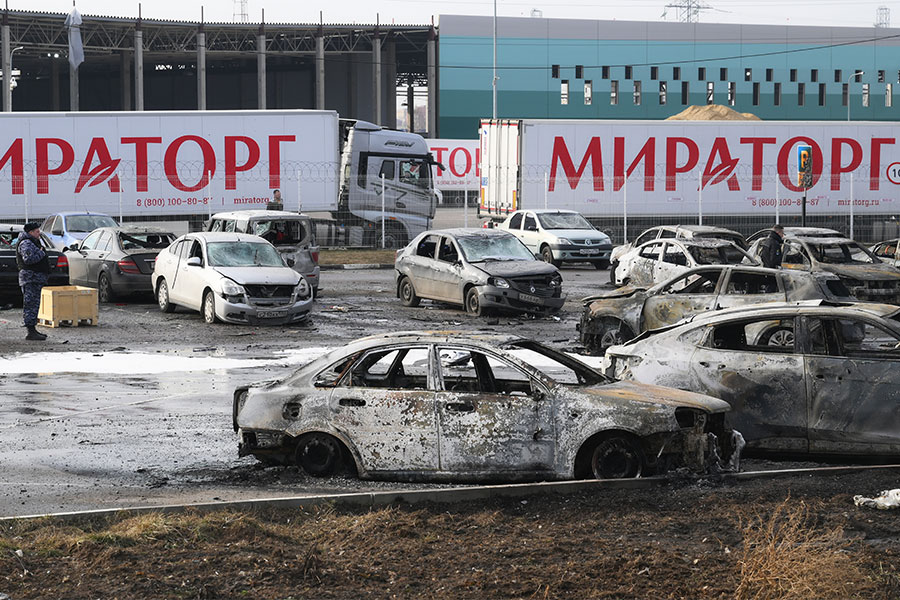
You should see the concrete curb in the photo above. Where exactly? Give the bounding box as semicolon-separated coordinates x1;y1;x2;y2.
320;263;394;270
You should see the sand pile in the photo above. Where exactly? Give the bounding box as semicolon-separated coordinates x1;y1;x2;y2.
666;104;761;120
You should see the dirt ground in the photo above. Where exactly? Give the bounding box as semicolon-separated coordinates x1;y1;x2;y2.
317;248;396;265
2;468;900;599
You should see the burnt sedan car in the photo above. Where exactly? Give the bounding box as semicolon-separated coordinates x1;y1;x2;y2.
395;228;564;316
604;301;900;457
234;332;739;481
65;226;176;302
579;265;853;354
613;237;757;287
0;223;69;305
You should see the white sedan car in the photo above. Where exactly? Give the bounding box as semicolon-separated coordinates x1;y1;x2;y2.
152;232;312;325
496;209;612;268
613;237;758;287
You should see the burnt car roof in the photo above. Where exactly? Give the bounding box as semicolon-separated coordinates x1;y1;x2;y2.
351;330;531;348
668;238;741;248
791;236;859;245
423;228;514;238
687;300;900;325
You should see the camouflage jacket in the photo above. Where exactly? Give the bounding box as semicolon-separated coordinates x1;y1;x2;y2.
17;232;50;286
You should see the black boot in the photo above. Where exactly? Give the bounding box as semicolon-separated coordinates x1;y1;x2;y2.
26;325;47;341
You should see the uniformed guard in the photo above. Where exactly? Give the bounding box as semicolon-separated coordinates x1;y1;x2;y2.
16;222;49;341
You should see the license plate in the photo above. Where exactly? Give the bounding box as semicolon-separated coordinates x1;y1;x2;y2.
518;293;544;305
579;248;600;255
257;310;287;318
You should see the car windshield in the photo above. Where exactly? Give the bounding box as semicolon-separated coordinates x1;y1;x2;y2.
206;241;285;267
688;245;747;265
251;219;311;245
118;232;175;250
808;242;877;264
66;215;117;232
537;213;593;230
456;234;535;262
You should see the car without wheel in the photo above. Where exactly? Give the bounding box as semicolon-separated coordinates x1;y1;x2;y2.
603;301;900;457
152;232;312;325
0;223;69;305
613;237;757;287
395;228;565;316
495;209;612;269
233;331;740;480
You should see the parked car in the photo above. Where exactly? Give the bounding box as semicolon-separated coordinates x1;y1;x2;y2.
206;210;320;297
152;232;312;325
495;209;613;269
0;223;69;305
40;212;118;250
579;265;853;354
395;228;565;316
747;226;844;244
610;225;746;285
604;301;900;457
64;226;176;302
613;237;757;287
746;235;900;304
233;331;739;480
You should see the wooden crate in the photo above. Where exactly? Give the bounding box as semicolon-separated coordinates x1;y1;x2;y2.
37;285;99;328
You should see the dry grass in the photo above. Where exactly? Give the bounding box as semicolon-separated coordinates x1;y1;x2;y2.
735;498;870;600
318;248;395;265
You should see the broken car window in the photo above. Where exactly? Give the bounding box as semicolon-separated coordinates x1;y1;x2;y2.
709;318;796;352
689;245;746;265
416;235;441;259
252;220;310;246
344;347;430;390
65;214;117;233
725;272;779;295
807;242;877;265
206;241;284;267
456;234;534;262
537;212;593;230
119;232;175;250
662;270;719;294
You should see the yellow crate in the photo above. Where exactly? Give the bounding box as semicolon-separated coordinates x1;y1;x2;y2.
37;285;99;328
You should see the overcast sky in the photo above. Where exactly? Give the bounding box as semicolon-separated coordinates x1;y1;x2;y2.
5;0;900;28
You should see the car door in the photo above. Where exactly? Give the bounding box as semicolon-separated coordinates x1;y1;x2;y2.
654;241;691;283
328;345;439;473
503;212;525;244
170;238;204;307
803;315;900;454
689;315;808;452
155;239;183;293
406;234;442;300
85;230;113;285
430;236;465;302
714;269;784;310
518;213;542;253
434;346;555;474
67;230;102;286
628;241;664;286
641;268;723;330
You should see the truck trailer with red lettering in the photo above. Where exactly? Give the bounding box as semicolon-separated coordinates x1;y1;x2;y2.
0;110;440;247
479;118;900;237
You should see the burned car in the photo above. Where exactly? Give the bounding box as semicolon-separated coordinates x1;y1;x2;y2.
747;226;844;243
604;301;900;457
234;331;739;481
395;228;564;316
579;265;853;354
613;237;757;287
747;235;900;304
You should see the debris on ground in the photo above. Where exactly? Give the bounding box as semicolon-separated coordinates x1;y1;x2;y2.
854;488;900;510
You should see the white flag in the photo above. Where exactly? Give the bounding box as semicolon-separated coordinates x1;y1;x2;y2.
64;8;84;70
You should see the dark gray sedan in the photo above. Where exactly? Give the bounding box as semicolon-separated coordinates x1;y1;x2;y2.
65;226;176;302
395;228;565;316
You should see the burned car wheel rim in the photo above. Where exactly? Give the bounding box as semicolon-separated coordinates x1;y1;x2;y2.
295;433;342;476
597;318;634;352
590;436;644;479
764;327;794;347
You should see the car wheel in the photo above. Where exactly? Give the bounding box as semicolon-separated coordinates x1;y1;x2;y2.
762;326;794;347
157;280;175;313
590;435;645;479
295;433;343;477
540;245;561;267
399;276;421;307
465;287;483;316
609;260;619;284
597;318;635;353
203;290;218;324
98;272;116;303
594;260;610;270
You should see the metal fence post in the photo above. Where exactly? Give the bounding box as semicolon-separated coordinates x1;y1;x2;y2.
381;174;386;248
850;172;855;240
698;169;703;226
623;174;628;244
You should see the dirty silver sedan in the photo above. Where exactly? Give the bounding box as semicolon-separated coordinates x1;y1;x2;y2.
233;332;739;481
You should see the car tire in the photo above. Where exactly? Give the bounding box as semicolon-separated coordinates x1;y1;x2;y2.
295;433;343;477
203;290;219;324
590;435;645;479
98;272;116;303
609;260;619;284
761;326;794;347
540;245;561;268
157;279;175;313
593;260;610;270
465;287;483;316
399;276;421;307
596;318;635;353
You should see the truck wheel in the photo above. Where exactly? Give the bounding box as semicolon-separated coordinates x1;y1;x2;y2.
376;224;408;250
540;245;561;268
157;280;175;313
399;277;421;307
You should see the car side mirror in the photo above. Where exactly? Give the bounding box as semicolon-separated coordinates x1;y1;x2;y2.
66;243;78;251
186;256;202;267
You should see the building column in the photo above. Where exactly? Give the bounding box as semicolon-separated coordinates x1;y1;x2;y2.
315;25;325;110
373;29;382;125
2;14;10;112
407;77;414;132
386;36;396;129
120;50;131;110
257;24;266;109
196;26;206;110
69;62;79;111
427;27;436;137
134;23;144;111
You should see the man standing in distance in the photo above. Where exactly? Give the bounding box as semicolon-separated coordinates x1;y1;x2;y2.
16;223;49;341
759;224;785;269
267;189;284;211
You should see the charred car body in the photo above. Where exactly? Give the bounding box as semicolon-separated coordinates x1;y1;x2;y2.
604;301;900;457
579;265;853;354
395;228;565;316
613;237;757;287
234;332;740;481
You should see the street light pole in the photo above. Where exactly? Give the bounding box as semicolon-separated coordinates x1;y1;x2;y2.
847;70;864;121
3;45;23;112
492;0;497;119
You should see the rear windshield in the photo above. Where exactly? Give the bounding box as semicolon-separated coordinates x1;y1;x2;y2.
65;215;117;232
118;232;175;250
251;219;311;246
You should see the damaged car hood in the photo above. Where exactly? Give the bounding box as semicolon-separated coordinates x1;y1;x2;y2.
583;284;645;303
212;267;300;286
578;380;731;413
474;260;559;278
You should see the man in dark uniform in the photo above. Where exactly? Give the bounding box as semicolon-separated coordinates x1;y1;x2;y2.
759;224;785;269
267;189;284;211
16;222;49;341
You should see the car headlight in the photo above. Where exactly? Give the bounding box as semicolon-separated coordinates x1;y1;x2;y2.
221;281;245;296
595;236;610;245
551;274;562;287
488;277;510;288
557;238;573;245
294;278;310;297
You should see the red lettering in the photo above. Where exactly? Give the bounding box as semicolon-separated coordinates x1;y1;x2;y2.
549;136;603;192
164;136;217;192
449;147;471;178
665;137;698;191
432;147;448;176
475;147;481;178
614;137;655;192
702;138;740;191
75;138;121;193
830;138;863;191
0;139;24;195
122;137;162;192
870;138;895;191
268;135;295;189
739;137;776;190
36;138;75;194
777;137;823;192
224;136;261;190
